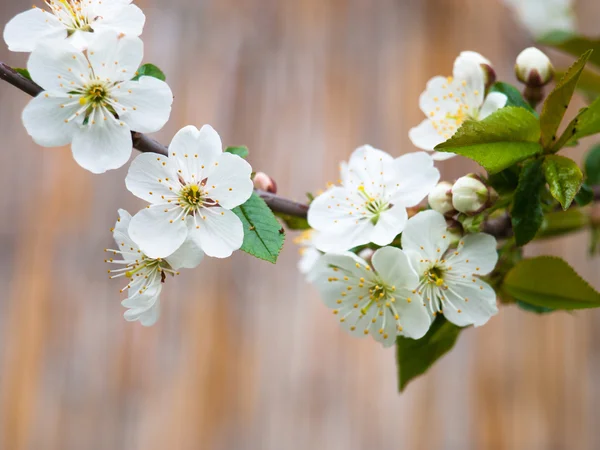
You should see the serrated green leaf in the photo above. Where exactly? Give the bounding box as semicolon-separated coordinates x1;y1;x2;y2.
556;68;600;101
584;143;600;184
542;155;583;210
489;82;537;114
556;96;600;150
225;146;249;158
396;317;463;392
14;68;31;80
132;63;166;81
511;159;545;246
435;107;542;174
233;193;285;263
537;208;590;239
275;212;310;230
487;166;521;194
538;31;600;68
504;256;600;309
516;301;555;314
539;50;592;149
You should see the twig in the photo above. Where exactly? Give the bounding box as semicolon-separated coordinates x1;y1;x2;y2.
1;61;599;239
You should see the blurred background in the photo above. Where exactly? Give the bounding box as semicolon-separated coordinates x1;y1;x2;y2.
1;0;600;449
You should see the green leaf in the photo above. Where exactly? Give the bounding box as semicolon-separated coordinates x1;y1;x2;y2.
538;31;600;68
516;301;555;314
487;166;521;194
396;317;463;392
225;146;249;158
14;68;31;80
557;96;600;149
539;50;592;149
435;107;542;174
542;155;583;210
575;183;594;206
537;208;590;239
275;212;310;230
489;82;537;114
511;159;546;246
232;193;285;263
555;68;600;101
504;256;600;309
584;143;600;184
132;63;166;81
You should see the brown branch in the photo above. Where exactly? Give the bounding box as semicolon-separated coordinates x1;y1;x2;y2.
1;61;598;239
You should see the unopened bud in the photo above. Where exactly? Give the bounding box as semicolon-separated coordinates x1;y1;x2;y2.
451;174;495;215
456;51;496;90
515;47;554;87
428;181;455;216
358;248;375;263
253;172;277;194
445;219;463;247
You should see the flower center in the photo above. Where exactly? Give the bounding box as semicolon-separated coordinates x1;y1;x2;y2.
357;185;390;224
46;0;94;33
82;83;109;105
425;266;446;287
179;184;205;209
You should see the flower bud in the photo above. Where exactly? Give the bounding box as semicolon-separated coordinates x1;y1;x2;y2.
357;248;375;263
445;219;463;247
515;47;554;87
451;174;494;215
253;172;277;194
428;181;455;216
456;51;496;90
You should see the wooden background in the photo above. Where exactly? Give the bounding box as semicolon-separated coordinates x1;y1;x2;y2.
1;0;600;449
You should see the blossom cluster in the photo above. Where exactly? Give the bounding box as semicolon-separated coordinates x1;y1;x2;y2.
4;1;254;325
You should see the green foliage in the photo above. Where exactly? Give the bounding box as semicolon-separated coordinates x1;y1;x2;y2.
396;317;463;392
575;183;595;206
539;50;592;149
584;143;600;184
487;167;520;194
225;146;249;158
14;68;31;80
504;256;600;310
516;301;555;314
556;68;600;101
435;107;542;174
538;32;600;68
489;82;536;114
275;212;310;230
537;209;590;239
132;63;166;81
233;193;285;263
511;159;546;246
542;155;583;210
555;96;600;149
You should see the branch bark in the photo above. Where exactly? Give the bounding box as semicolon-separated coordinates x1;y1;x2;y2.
0;61;598;240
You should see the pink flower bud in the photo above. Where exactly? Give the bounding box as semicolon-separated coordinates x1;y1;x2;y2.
253;172;277;194
515;47;554;87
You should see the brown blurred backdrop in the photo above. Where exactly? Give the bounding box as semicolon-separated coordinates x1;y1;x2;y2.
1;0;600;449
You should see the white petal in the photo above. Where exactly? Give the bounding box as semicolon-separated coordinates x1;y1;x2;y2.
401;210;450;259
418;76;460;118
312;222;374;253
455;51;491;69
443;279;498;327
3;7;66;52
169;125;223;182
67;30;93;51
452;58;485;109
92;4;145;38
71;113;133;173
392;290;431;339
307;186;364;231
112;209;142;263
204;153;253;209
165;236;204;269
22;92;77;147
371;247;419;289
432;151;457;161
479;92;508;120
27;42;89;92
87;33;143;82
370;205;408;246
447;233;498;276
124;295;161;326
298;247;322;278
114;77;173;133
125;152;179;203
128;205;188;259
344;145;393;197
388;152;440;207
188;207;243;258
408;119;445;151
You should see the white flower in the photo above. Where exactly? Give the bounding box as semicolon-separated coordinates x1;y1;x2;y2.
409;52;507;160
402;210;499;327
310;247;431;347
428;181;455;216
106;209;203;326
503;0;575;37
21;32;173;174
4;0;145;52
515;47;554;87
293;229;322;280
307;146;440;252
125;125;254;259
451;175;490;215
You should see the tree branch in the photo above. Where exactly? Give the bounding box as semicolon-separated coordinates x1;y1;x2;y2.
0;61;598;240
